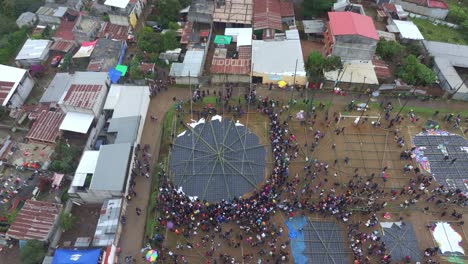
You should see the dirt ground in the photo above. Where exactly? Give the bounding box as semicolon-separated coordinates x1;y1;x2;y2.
58;204;101;247
300;40;325;61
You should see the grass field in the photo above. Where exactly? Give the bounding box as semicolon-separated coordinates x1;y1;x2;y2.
412;18;468;45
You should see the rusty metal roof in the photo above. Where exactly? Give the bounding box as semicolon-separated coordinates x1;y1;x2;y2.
7;200;62;241
0;81;15;105
61;84;103;109
50;40;76;53
98;22;129;40
253;0;282;31
26;110;65;144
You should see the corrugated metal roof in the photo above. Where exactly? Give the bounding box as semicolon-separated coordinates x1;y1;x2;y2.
253;0;282;31
392;20;424;40
211;58;251;75
93;199;122;246
53;19;77;41
279;0;294;17
0;82;15;105
213;0;253;24
89;143;132;191
170;50;205;77
252;39;306;76
50;40;76;53
26;110;64;144
108;116;140;144
6;200;62;241
98;22;129;40
302;20;325;34
328;12;379;40
61;84;103;109
15;39;52;61
0;65;28;107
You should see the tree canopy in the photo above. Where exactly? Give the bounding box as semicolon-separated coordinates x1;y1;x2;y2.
154;0;181;28
306;51;342;81
20;240;46;264
376;38;405;61
396;55;436;86
301;0;333;18
138;27;179;54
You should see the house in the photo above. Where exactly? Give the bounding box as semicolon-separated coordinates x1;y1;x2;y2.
324;61;380;87
253;0;296;39
213;0;253;26
68;85;150;203
50;40;77;54
0;65;35;109
252;29;306;85
16;12;38;28
26;109;65;145
333;0;366;15
394;0;449;20
387;20;424;42
72;15;102;44
93;0;146;29
325;12;379;62
302;20;326;39
211;28;253;83
6;200;62;242
382;3;409;20
44;0;84;11
188;0;214;24
87;38;127;72
98;22;130;41
35;6;78;25
169;50;205;85
15;39;52;67
423;41;468;101
92;198;122;246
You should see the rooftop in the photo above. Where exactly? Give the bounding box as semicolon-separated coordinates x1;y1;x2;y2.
253;0;282;31
213;0;253;25
302;20;325;34
93;199;122;246
252;35;306;76
169;49;205;77
6;200;62;241
0;65;28;107
403;0;448;9
60;84;105;110
390;20;424;40
324;61;379;85
107;116;140;144
328;11;379;40
26;110;65;144
15;39;52;61
98;22;129;40
103;84;150;119
224;28;253;48
71;150;100;187
50;40;76;53
74;16;101;34
279;0;294;17
104;0;130;9
211;46;251;75
73;40;98;58
54;18;78;41
187;0;214;23
87;38;125;72
89;143;132;191
59;112;94;134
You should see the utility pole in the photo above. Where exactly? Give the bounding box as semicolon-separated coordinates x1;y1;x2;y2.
290;58;298;103
357;77;369;125
448;76;468;99
189;71;193;120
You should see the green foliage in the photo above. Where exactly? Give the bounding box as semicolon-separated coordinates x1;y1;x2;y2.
138;27;162;53
301;0;333;18
0;27;28;64
59;53;72;73
0;15;17;35
20;240;46;264
49;143;80;174
6;210;17;224
405;41;423;57
323;56;343;72
59;212;77;231
306;51;324;78
448;6;468;25
376;38;405;60
130;56;143;80
0;0;44;18
161;30;179;51
396;55;437;86
168;21;180;30
178;0;191;8
154;0;181;28
412;18;468;45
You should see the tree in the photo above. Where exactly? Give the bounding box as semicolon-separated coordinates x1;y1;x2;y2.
49;143;81;173
306;51;324;79
396;55;436;86
301;0;333;18
161;30;179;51
138;27;162;54
155;0;181;28
59;212;77;231
168;21;180;30
129;56;143;80
20;240;46;264
376;38;405;60
323;56;343;72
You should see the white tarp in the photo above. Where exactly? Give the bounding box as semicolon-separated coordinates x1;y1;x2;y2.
60;112;94;134
432;222;465;255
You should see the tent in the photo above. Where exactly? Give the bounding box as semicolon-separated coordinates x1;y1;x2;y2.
115;64;128;76
381;222;421;261
214;35;232;45
108;68;122;84
52;249;101;264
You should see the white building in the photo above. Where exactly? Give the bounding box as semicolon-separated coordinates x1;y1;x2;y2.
0;64;35;109
15;39;52;67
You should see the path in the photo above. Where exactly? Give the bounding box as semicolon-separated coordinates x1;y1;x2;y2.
117;88;188;263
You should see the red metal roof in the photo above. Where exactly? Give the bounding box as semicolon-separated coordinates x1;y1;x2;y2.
139;62;155;73
199;30;210;38
0;81;15;105
50;40;76;53
382;3;397;13
428;0;448;9
253;0;283;31
279;0;294;17
99;22;129;41
7;200;62;241
54;19;77;41
26;110;65;144
86;59;105;72
328;12;379;41
62;84;103;109
211;58;251;75
180;22;193;44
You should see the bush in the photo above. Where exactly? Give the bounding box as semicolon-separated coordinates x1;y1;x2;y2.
59;212;77;231
0;27;28;64
396;55;436;86
376;38;405;61
49;143;80;174
20;240;46;264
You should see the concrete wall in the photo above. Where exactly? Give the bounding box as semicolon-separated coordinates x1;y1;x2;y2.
252;71;307;85
8;74;35;109
175;76;200;85
37;14;61;25
211;74;250;83
109;14;130;26
76;189;122;204
332;35;377;61
394;0;448;20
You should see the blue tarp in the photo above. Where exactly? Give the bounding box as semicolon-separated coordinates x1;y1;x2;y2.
118;42;127;65
52;249;101;264
108;68;122;84
286;216;307;264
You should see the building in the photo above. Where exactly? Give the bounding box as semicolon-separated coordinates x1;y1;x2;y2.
211;28;252;83
394;0;449;20
213;0;253;26
324;61;380;86
382;3;409;20
302;20;326;39
59;82;108;119
15;39;52;67
252;29;306;85
35;6;78;25
387;19;424;42
98;22;130;41
253;0;282;39
72;15;102;44
87;39;127;72
188;0;214;24
324;12;379;62
169;50;205;85
333;0;366;15
26;110;65;145
423;41;468;101
16;12;38;28
94;0;145;29
50;40;77;54
6;200;62;242
68;85;149;203
92;198;122;246
0;65;35;109
44;0;84;11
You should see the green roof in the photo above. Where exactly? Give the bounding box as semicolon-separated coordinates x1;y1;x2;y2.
116;64;128;76
214;35;232;45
